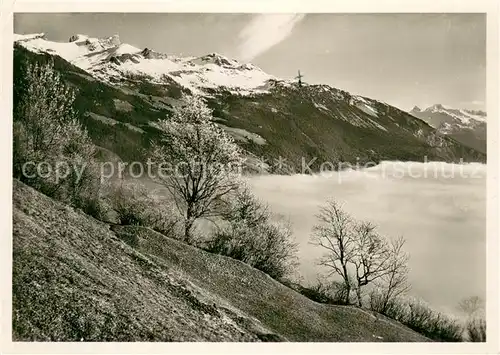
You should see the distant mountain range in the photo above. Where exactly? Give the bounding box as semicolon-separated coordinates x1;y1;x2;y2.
410;104;486;154
13;33;486;171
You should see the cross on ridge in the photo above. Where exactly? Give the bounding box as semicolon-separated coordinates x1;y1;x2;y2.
295;70;304;87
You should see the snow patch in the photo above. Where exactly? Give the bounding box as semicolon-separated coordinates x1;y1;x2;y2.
350;96;379;118
87;112;144;133
14;33;45;41
87;112;119;126
113;99;134;112
356;103;378;118
354;96;370;105
112;43;141;56
363;116;387;131
218;125;266;145
313;102;330;111
439;122;453;134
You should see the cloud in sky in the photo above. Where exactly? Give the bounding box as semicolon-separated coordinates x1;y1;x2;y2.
237;14;305;62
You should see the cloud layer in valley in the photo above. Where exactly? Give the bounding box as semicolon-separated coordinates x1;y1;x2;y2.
247;161;486;316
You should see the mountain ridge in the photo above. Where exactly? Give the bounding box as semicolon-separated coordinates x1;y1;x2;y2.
410;104;487;154
14;32;278;96
14;33;486;172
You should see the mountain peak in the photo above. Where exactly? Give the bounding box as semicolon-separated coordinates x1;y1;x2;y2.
99;34;121;48
14;33;46;42
410;103;487;153
411;105;421;112
429;103;446;111
197;52;239;67
68;34;87;42
206;52;226;58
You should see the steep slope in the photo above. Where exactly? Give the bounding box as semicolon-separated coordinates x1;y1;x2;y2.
410;104;487;154
14;34;486;172
13;179;430;342
12;181;271;341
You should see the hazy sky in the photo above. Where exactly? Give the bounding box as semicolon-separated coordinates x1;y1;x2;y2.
14;13;486;111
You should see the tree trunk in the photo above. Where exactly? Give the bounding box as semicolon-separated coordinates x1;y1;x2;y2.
381;292;390;314
356;286;363;307
344;279;351;305
184;219;193;244
342;262;350;304
184;203;194;244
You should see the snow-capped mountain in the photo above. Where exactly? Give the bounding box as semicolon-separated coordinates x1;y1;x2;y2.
14;33;279;96
410;104;486;153
13;33;486;170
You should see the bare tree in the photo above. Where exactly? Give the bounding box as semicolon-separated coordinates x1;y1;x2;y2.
150;94;244;243
372;236;410;313
457;296;484;318
458;296;486;342
352;222;392;307
466;317;486;342
311;201;356;304
312;201;410;307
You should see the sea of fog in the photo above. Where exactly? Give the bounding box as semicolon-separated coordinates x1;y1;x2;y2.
247;161;486;316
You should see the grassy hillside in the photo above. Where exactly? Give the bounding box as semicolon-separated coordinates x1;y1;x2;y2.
13;179;430;342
